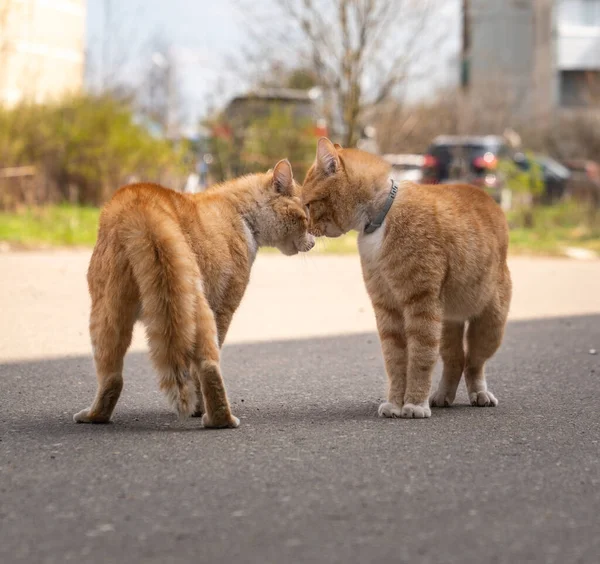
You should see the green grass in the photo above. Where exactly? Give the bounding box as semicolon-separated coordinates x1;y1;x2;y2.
0;205;100;247
0;204;360;253
507;204;600;256
508;226;600;256
1;202;598;257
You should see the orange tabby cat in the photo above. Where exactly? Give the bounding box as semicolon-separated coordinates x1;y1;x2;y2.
302;138;511;418
74;160;314;428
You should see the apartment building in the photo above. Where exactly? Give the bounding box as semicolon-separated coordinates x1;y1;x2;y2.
462;0;600;121
557;0;600;107
0;0;86;106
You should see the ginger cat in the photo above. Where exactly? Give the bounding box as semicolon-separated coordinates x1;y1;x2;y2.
74;160;314;428
302;138;511;418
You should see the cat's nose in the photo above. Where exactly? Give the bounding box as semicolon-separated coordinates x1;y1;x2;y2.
305;235;316;251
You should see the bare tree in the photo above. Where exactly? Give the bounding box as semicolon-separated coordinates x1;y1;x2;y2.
133;36;187;140
373;90;459;154
238;0;447;147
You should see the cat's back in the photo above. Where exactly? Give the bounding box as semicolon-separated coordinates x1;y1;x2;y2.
90;182;252;317
418;182;507;233
385;182;509;318
99;182;243;242
393;182;508;255
360;181;509;307
90;183;196;286
404;181;505;222
100;183;197;227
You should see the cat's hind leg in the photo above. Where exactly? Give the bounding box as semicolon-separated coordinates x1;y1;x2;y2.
193;291;239;429
192;308;234;418
464;278;510;407
430;321;465;407
74;261;138;424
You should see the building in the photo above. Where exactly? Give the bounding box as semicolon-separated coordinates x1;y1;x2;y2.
223;88;326;134
220;87;327;176
462;0;600;123
557;0;600;107
0;0;86;106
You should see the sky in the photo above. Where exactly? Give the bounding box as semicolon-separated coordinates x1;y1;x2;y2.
86;0;246;126
86;0;460;128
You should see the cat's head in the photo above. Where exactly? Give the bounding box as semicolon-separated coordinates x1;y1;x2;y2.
302;138;389;237
259;159;315;256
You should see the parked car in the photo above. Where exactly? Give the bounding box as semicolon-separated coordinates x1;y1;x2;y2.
382;154;424;183
534;155;571;204
421;135;543;204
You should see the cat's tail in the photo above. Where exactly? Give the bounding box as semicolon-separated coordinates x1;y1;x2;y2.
120;206;202;419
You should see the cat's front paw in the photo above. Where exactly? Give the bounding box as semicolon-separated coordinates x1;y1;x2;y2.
202;411;240;429
378;401;403;418
401;402;431;419
73;408;111;424
469;390;498;407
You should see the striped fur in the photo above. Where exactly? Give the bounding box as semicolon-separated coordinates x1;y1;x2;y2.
74;160;314;428
302;138;512;419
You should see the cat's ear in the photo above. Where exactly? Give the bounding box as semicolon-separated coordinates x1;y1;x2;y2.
333;143;343;150
316;137;340;175
272;159;294;196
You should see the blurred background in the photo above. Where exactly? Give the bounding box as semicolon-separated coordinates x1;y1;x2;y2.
0;0;599;256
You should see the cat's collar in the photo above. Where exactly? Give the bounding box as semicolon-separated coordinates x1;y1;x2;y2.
364;178;398;235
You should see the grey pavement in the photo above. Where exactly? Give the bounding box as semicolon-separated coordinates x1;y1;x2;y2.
1;253;600;563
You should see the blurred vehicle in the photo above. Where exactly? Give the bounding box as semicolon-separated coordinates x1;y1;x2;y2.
382;154;424;183
421;135;542;204
535;155;571;204
563;160;600;210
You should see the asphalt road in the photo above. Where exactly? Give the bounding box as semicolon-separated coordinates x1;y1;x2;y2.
1;313;599;563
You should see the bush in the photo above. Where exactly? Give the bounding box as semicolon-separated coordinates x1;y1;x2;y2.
206;108;316;183
242;108;316;179
0;95;186;209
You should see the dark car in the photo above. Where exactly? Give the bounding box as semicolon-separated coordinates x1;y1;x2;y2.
535;155;571;204
421;135;534;203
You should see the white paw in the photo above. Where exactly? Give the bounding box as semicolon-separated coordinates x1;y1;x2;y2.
202;413;240;429
429;390;455;408
73;409;91;423
401;402;432;419
469;390;498;407
378;401;403;418
73;408;110;424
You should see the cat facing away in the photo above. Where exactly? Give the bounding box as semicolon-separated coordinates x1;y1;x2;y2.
302;138;512;418
74;160;314;428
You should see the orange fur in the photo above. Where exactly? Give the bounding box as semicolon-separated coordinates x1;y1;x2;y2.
74;160;314;428
303;138;512;418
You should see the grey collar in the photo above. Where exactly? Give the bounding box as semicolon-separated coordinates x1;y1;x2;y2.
364;179;398;234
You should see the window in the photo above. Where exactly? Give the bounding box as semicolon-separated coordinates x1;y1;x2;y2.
559;0;600;27
559;70;600;107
